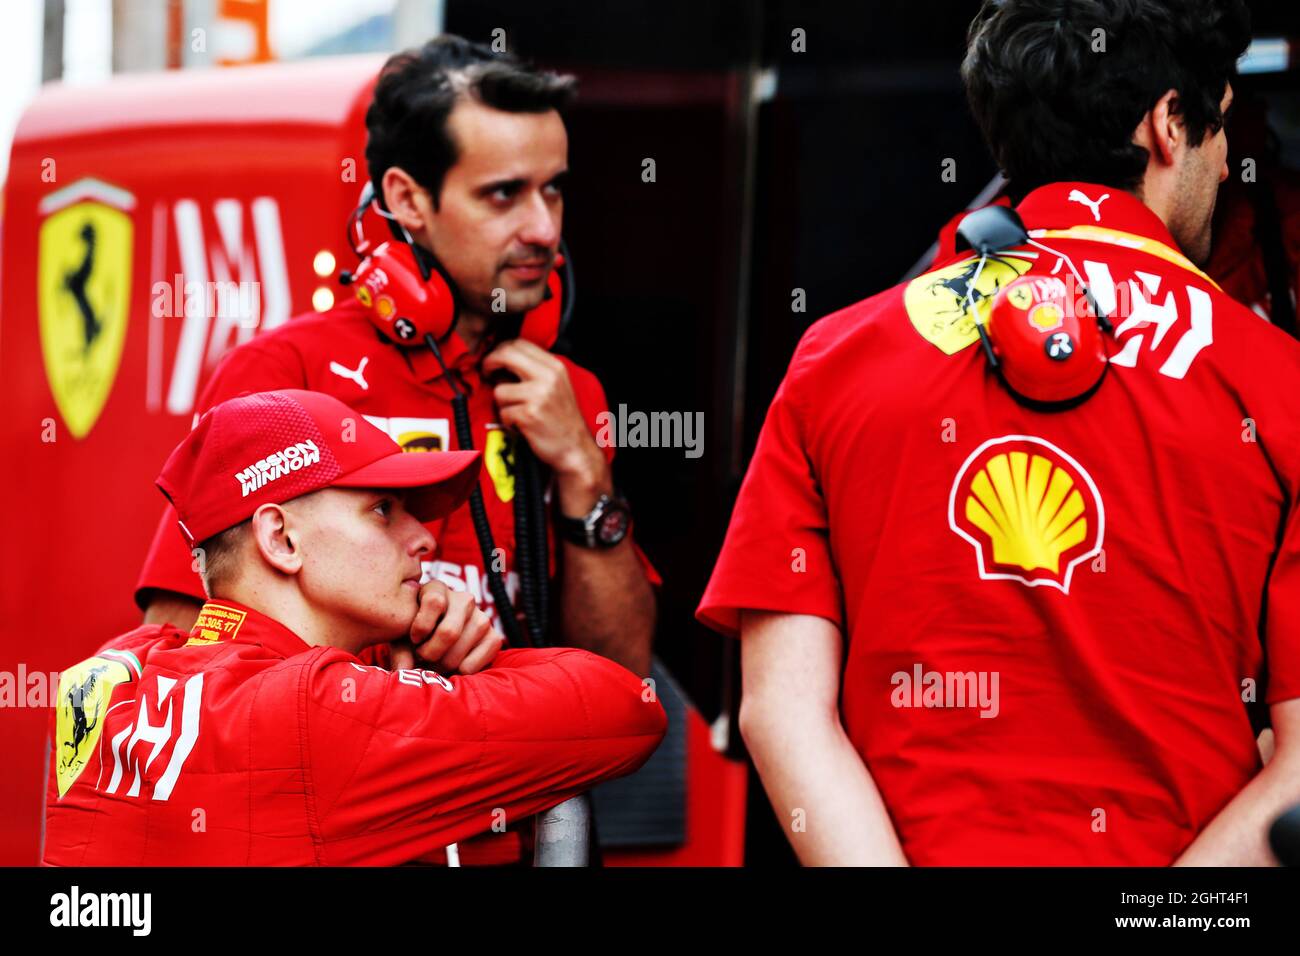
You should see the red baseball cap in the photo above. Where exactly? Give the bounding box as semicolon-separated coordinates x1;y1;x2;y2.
157;389;481;546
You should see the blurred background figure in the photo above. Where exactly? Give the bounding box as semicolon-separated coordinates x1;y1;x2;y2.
1206;87;1300;333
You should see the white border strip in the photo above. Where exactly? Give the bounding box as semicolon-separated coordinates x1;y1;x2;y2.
37;177;137;216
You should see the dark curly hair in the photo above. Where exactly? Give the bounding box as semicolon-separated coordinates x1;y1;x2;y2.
962;0;1251;199
365;35;576;209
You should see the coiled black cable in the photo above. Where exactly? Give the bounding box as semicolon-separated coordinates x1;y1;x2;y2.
426;332;529;648
415;240;574;652
512;440;550;647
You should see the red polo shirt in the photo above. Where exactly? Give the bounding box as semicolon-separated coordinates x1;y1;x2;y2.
698;182;1300;865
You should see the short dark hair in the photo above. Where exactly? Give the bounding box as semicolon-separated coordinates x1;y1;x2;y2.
962;0;1250;198
365;35;577;209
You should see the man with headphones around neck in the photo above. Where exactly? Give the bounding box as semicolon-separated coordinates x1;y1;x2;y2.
699;0;1300;865
134;36;657;865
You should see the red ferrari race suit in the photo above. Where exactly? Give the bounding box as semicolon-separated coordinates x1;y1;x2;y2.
698;181;1300;865
44;599;665;865
135;297;658;863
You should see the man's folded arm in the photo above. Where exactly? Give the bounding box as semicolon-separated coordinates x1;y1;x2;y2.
1174;696;1300;866
1178;498;1300;864
740;609;909;866
305;646;666;853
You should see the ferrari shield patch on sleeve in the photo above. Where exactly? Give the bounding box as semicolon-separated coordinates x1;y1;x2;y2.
55;650;140;797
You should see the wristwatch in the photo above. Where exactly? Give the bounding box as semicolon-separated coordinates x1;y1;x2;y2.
557;493;632;549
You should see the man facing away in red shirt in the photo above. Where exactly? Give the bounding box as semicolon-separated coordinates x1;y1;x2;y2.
45;390;665;865
699;0;1300;865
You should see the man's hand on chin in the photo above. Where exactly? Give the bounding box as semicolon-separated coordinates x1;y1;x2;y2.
389;579;504;675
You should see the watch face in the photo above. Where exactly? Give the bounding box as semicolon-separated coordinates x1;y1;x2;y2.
596;505;630;545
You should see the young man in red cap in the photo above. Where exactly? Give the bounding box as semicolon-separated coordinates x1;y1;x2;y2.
699;0;1300;865
44;389;665;865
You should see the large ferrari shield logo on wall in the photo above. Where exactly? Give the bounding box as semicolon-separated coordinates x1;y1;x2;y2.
37;178;134;439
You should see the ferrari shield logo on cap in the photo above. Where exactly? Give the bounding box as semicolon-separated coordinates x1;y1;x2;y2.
948;435;1104;593
55;649;140;797
37;178;135;440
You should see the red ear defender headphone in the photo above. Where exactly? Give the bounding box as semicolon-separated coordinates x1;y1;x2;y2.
339;182;573;356
954;205;1114;411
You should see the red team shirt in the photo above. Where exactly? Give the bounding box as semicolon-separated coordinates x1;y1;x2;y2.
44;600;665;865
698;182;1300;865
133;297;658;863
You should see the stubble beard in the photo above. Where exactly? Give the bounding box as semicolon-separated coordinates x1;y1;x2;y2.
1169;152;1220;266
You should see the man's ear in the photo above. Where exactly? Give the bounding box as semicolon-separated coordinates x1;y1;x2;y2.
381;166;432;238
1137;88;1183;168
250;504;302;576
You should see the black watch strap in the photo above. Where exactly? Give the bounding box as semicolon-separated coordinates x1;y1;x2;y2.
557;493;631;549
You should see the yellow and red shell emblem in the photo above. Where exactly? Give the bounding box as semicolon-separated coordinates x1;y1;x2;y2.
948;435;1103;592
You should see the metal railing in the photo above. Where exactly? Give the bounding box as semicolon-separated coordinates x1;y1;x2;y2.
533;795;593;867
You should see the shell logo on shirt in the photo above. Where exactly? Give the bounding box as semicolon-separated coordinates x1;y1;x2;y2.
361;416;516;501
948;435;1104;593
362;416;450;454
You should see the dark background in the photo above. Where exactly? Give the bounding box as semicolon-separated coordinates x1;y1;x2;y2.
447;0;1300;864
